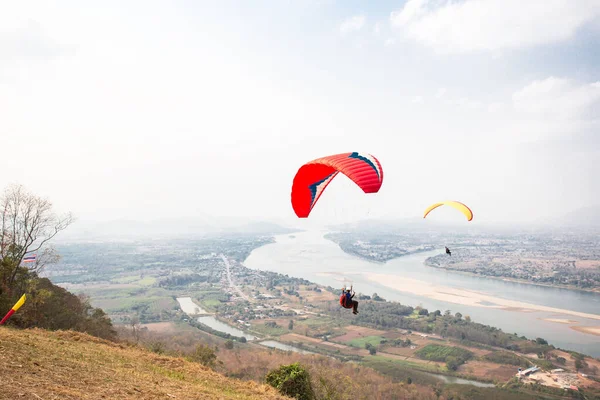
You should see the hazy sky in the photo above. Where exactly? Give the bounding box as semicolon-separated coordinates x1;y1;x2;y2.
1;0;599;227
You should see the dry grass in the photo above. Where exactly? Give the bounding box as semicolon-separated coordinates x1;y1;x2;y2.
0;327;289;400
216;345;437;400
296;288;336;303
141;322;178;333
457;360;516;382
278;333;368;356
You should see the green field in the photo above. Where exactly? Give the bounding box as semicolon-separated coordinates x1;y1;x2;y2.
201;299;222;309
249;323;288;337
415;344;474;362
347;335;387;348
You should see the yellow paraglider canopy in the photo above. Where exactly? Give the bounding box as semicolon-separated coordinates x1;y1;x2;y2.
423;201;473;221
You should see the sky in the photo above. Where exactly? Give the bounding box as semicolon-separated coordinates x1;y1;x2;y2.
1;0;599;229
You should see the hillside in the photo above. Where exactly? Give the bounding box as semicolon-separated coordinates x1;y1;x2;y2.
0;327;288;400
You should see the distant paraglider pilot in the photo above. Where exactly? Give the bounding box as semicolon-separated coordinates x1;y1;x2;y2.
340;286;358;314
445;246;451;256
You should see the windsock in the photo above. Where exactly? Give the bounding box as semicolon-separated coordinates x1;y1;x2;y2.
0;294;26;325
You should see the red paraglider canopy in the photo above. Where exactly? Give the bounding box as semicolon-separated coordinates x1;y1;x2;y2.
291;152;383;218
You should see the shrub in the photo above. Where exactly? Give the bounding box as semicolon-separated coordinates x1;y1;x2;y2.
188;344;218;368
265;363;315;400
535;337;548;345
148;341;166;354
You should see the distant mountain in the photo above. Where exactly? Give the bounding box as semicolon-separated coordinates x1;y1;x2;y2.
56;216;297;242
556;205;600;228
328;217;480;234
226;221;299;235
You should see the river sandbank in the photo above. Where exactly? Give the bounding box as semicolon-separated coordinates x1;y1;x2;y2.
571;326;600;337
422;263;600;294
365;273;600;323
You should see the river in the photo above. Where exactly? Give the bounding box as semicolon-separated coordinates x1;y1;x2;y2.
244;230;600;357
197;316;256;341
176;297;256;340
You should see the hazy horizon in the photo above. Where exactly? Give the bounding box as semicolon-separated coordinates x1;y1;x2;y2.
2;1;599;227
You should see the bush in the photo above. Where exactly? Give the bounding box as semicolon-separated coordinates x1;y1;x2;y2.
148;341;166;354
188;344;218;368
2;277;116;341
535;337;548;345
446;356;461;371
265;363;315;400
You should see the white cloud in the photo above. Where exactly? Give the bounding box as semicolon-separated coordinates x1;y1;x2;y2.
435;87;446;98
487;102;505;113
340;15;365;35
411;95;425;104
390;0;600;54
479;77;600;144
453;97;483;110
384;38;396;47
512;77;600;120
373;22;381;35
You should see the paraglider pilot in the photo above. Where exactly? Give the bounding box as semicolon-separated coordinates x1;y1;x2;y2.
445;246;451;256
340;286;359;314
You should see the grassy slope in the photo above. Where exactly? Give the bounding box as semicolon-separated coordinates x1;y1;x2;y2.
0;327;288;400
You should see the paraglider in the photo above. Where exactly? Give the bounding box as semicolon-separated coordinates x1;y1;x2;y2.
445;246;451;256
291;152;383;218
423;201;473;221
340;285;359;314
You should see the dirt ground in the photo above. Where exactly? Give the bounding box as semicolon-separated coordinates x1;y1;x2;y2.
297;287;337;302
458;360;517;382
377;351;446;369
333;325;387;342
575;260;600;269
280;333;369;356
381;346;418;357
452;343;491;357
550;349;600;374
142;322;178;333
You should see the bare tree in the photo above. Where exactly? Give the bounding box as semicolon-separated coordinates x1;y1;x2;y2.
130;315;141;343
0;184;74;286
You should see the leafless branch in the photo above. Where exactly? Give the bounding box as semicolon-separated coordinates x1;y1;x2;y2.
0;184;75;286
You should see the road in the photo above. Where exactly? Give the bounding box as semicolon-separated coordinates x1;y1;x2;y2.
220;254;250;302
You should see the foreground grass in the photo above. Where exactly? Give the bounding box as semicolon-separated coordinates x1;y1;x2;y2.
0;327;288;400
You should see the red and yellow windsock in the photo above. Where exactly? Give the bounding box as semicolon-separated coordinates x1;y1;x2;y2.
0;294;26;325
